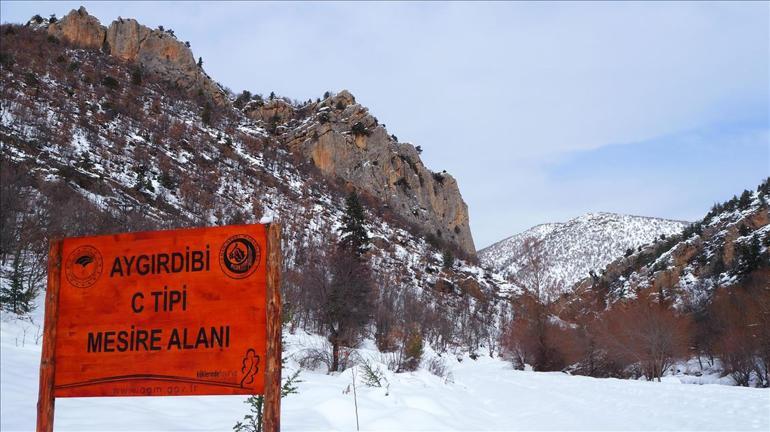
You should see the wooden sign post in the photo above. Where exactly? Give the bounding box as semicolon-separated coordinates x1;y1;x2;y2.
36;223;282;432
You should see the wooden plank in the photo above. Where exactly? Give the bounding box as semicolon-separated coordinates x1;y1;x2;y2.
37;239;62;432
263;223;282;432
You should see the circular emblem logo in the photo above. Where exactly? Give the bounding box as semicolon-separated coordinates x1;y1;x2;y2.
65;245;103;288
219;234;260;279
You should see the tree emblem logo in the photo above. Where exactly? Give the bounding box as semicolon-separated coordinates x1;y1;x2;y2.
65;245;103;288
219;234;260;279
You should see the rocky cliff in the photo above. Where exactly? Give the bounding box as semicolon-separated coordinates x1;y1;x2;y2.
47;7;225;105
1;22;506;354
244;90;476;257
44;8;475;257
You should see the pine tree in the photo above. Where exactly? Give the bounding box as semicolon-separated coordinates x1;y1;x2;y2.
0;257;34;314
442;249;454;269
738;189;752;209
131;68;142;85
736;236;763;275
201;103;212;126
339;192;370;257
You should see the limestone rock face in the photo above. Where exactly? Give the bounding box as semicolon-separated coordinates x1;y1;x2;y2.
245;99;295;123
43;9;476;256
48;7;225;105
104;18;149;62
284;91;476;257
47;7;105;50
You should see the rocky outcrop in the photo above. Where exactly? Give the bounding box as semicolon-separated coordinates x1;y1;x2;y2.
47;7;105;50
245;99;295;123
47;7;225;105
44;9;475;256
282;90;476;256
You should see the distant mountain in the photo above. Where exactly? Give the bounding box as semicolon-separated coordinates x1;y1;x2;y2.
479;213;690;290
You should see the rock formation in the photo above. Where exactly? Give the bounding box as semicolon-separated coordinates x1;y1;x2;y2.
46;9;476;257
47;7;225;105
273;91;476;256
46;7;105;50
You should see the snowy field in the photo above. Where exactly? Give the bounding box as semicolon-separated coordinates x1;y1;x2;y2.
2;310;769;432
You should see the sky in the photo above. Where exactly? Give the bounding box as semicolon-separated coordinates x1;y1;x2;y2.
2;1;768;249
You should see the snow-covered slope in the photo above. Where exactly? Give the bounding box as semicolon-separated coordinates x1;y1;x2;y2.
574;182;770;307
3;311;768;431
479;213;689;289
0;23;511;356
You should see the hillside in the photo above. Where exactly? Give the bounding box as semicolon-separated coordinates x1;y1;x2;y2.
0;9;508;360
479;212;689;290
573;180;770;307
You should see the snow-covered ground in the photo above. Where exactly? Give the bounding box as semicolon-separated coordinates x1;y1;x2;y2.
2;310;768;432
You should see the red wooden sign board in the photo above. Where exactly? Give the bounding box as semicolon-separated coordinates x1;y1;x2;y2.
36;223;282;431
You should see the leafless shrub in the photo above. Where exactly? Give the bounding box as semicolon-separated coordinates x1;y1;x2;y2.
297;341;334;371
378;352;401;372
426;356;449;379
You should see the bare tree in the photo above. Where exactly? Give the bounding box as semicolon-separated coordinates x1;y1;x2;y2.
509;237;562;303
295;238;374;372
711;275;770;387
502;237;570;371
597;291;692;381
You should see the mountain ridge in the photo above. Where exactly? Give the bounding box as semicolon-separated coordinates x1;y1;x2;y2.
479;212;690;289
570;181;770;308
485;211;690;250
23;6;476;257
0;17;504;358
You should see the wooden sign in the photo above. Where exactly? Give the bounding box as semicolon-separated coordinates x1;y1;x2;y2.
36;224;282;432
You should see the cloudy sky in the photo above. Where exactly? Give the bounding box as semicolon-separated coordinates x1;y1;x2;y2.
3;2;768;248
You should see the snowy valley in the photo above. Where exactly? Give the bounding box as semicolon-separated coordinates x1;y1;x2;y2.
1;7;769;432
3;306;769;431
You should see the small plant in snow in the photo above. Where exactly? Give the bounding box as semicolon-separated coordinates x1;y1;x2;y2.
360;360;387;388
233;369;302;432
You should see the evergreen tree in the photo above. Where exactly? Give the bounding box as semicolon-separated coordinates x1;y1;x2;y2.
324;248;374;371
0;257;35;314
134;165;154;193
130;67;142;85
201;102;212;126
442;249;454;269
233;345;301;432
339;192;370;257
736;236;763;275
738;189;752;209
711;245;726;276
